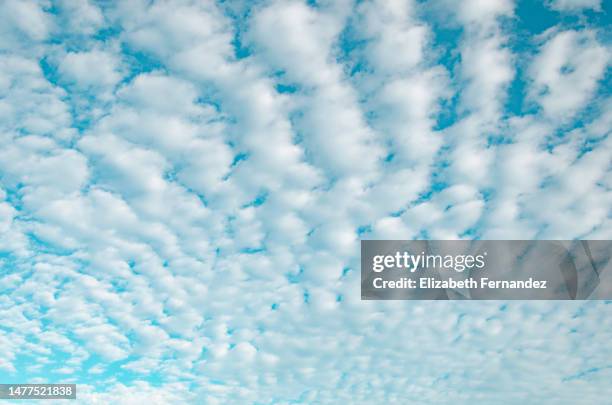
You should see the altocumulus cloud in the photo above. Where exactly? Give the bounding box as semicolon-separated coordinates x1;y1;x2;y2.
0;0;611;404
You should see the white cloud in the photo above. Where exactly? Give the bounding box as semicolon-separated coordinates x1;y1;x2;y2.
0;0;610;403
529;29;609;121
454;0;514;26
58;50;122;89
56;0;105;35
119;0;232;66
358;0;426;73
116;73;200;115
249;1;383;178
547;0;602;12
0;56;73;138
0;0;52;49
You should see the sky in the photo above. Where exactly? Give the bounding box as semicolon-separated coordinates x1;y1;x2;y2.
0;0;611;403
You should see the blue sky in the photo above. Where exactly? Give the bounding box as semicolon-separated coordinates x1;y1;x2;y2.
0;0;611;403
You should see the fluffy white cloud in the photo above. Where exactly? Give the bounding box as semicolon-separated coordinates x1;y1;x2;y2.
54;0;104;36
0;56;73;139
58;50;122;89
529;29;609;121
0;0;610;403
250;1;383;178
0;0;52;49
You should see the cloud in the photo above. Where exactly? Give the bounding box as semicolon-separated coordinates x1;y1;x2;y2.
528;29;609;121
54;0;105;36
0;55;73;139
546;0;602;12
0;0;610;403
58;50;123;90
0;0;52;49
